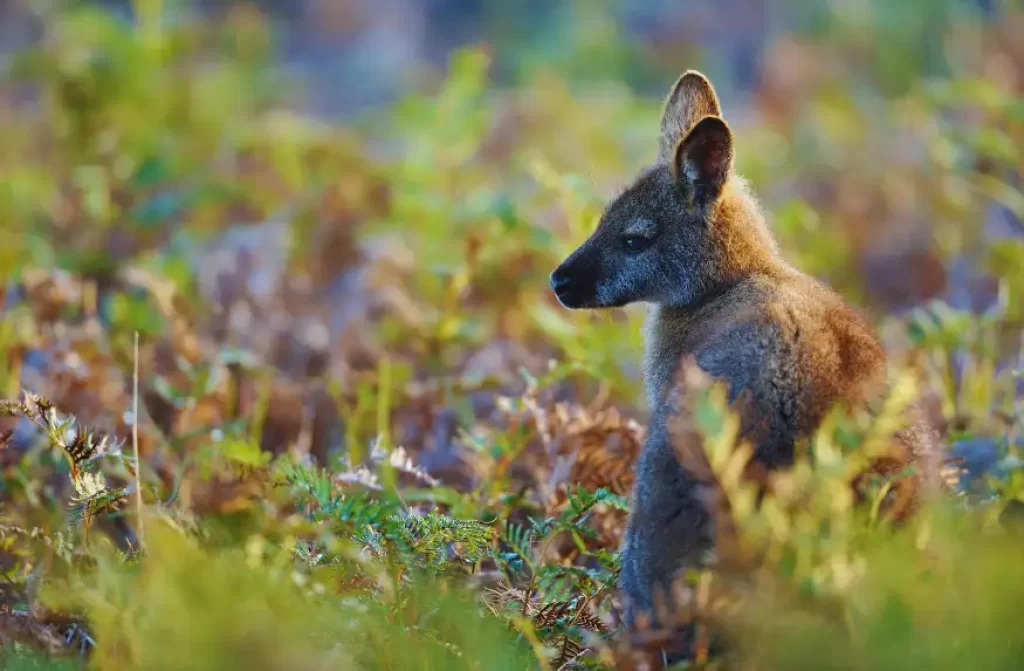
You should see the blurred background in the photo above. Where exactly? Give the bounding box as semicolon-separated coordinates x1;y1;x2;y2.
0;0;1021;488
0;2;1022;666
3;0;1005;117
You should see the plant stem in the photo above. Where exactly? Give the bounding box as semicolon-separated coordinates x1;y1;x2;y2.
133;331;145;549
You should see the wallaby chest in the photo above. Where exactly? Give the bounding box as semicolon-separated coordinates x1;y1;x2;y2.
642;279;773;409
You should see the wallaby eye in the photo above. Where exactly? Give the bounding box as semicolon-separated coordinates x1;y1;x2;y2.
622;235;652;253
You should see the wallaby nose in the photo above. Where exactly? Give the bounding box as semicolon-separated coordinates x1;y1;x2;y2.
549;269;570;293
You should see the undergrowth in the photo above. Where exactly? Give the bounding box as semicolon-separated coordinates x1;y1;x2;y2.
0;1;1022;670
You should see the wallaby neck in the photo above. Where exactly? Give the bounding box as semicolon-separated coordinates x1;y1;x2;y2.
642;303;696;410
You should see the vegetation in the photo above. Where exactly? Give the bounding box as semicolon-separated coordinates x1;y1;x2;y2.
0;1;1021;669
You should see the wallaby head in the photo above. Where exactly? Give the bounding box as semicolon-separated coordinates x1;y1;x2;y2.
550;71;779;311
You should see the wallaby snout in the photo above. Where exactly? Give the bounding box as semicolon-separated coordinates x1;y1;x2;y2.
550;243;601;309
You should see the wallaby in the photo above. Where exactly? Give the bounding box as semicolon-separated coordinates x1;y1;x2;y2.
549;71;939;625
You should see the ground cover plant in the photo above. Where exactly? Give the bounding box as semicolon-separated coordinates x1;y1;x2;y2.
0;1;1022;669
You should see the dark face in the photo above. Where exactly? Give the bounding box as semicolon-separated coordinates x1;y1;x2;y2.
549;165;711;309
549;105;735;310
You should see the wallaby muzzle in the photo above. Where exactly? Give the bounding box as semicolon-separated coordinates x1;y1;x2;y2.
549;242;601;309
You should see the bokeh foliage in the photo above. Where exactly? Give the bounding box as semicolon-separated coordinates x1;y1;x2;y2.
0;1;1022;669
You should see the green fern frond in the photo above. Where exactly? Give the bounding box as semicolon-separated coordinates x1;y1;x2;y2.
396;512;493;568
69;485;130;525
500;521;536;574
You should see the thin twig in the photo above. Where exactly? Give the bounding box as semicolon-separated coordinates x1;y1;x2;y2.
133;331;145;548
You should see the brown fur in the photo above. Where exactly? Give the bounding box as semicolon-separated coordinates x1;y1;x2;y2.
549;70;940;625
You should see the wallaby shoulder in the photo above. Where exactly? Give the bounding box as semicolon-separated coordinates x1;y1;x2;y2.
644;271;887;463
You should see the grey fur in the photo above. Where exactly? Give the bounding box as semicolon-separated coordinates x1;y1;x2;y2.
549;71;938;626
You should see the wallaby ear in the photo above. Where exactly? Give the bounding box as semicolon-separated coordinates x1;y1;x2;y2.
658;70;722;163
672;116;733;204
